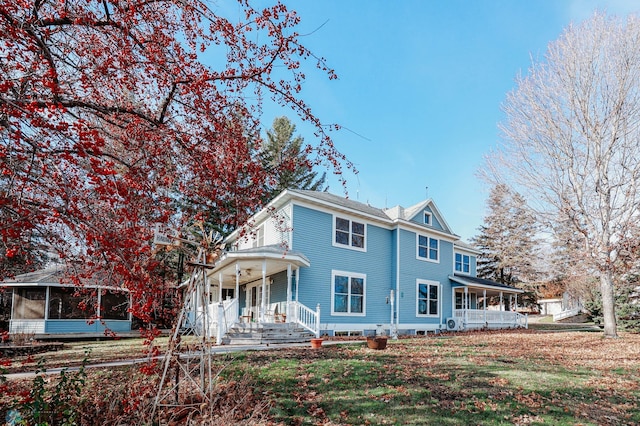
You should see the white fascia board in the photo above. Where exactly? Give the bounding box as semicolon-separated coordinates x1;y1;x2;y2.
395;219;460;242
213;249;310;271
454;244;481;255
291;198;393;228
0;282;129;291
425;200;455;235
226;189;296;242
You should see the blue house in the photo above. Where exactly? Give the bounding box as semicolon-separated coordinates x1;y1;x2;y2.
206;189;527;340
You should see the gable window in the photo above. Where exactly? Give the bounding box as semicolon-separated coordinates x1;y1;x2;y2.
334;217;365;250
455;253;470;274
417;280;439;316
417;235;439;262
423;211;432;225
331;270;366;315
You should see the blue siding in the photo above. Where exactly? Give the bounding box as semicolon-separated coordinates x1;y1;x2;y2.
45;319;131;333
292;204;394;325
408;205;445;232
396;229;454;325
270;271;288;315
470;255;477;276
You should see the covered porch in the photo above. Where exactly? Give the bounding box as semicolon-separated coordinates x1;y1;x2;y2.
204;245;319;343
449;274;528;330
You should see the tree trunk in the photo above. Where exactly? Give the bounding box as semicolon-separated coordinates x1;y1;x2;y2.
600;271;618;338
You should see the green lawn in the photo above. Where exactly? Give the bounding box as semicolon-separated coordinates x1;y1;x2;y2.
221;332;639;425
2;330;639;425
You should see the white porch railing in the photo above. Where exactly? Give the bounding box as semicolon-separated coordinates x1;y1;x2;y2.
454;309;528;329
553;308;580;322
206;298;239;344
288;301;320;337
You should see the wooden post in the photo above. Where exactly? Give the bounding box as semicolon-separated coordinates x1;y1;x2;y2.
464;287;468;327
235;263;240;318
286;264;292;322
216;301;224;345
483;289;487;326
260;259;266;322
315;303;321;338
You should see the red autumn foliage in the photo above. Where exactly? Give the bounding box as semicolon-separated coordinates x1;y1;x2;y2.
0;0;347;323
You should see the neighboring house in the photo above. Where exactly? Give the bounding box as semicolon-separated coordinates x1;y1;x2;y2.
205;189;527;340
0;264;132;337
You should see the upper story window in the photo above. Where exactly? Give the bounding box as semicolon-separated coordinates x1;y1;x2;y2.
334;216;366;250
417;280;439;316
252;226;264;248
423;211;432;225
331;270;366;316
455;253;470;274
417;235;439;262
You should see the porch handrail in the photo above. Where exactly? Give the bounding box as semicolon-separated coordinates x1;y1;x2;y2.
215;298;239;345
454;309;528;329
553;307;580;322
289;301;320;337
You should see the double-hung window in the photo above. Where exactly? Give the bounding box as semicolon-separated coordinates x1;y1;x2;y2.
417;235;439;262
331;271;366;315
334;216;365;250
455;253;470;274
417;280;439;316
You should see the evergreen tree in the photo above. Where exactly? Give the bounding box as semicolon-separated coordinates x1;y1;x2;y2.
472;184;539;286
262;116;327;199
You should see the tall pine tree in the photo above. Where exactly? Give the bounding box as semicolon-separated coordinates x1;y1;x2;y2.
472;184;539;286
262;116;327;199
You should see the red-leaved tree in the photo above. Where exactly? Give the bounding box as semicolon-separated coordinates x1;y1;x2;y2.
0;0;347;325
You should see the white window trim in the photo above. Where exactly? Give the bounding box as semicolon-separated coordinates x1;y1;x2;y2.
423;211;432;225
416;234;439;263
331;270;366;316
454;252;471;275
332;215;367;252
416;279;440;317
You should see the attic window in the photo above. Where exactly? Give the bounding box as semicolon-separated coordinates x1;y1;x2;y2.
423;211;432;225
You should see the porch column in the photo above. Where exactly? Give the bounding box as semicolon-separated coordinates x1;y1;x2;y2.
235;263;240;317
215;273;223;340
294;267;300;322
500;291;504;323
45;286;50;321
464;287;468;325
483;289;487;325
286;264;292;322
261;259;267;322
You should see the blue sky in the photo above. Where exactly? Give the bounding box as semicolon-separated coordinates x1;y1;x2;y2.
257;0;639;242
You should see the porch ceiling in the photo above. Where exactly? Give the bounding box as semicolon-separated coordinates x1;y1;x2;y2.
449;274;524;296
206;245;310;285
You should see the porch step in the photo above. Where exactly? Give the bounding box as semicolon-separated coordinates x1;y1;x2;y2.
222;322;314;345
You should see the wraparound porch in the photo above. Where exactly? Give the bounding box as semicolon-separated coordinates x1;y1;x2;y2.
453;309;528;329
449;274;528;330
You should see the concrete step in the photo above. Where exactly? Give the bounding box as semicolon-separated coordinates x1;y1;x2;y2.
222;321;314;345
221;336;310;345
